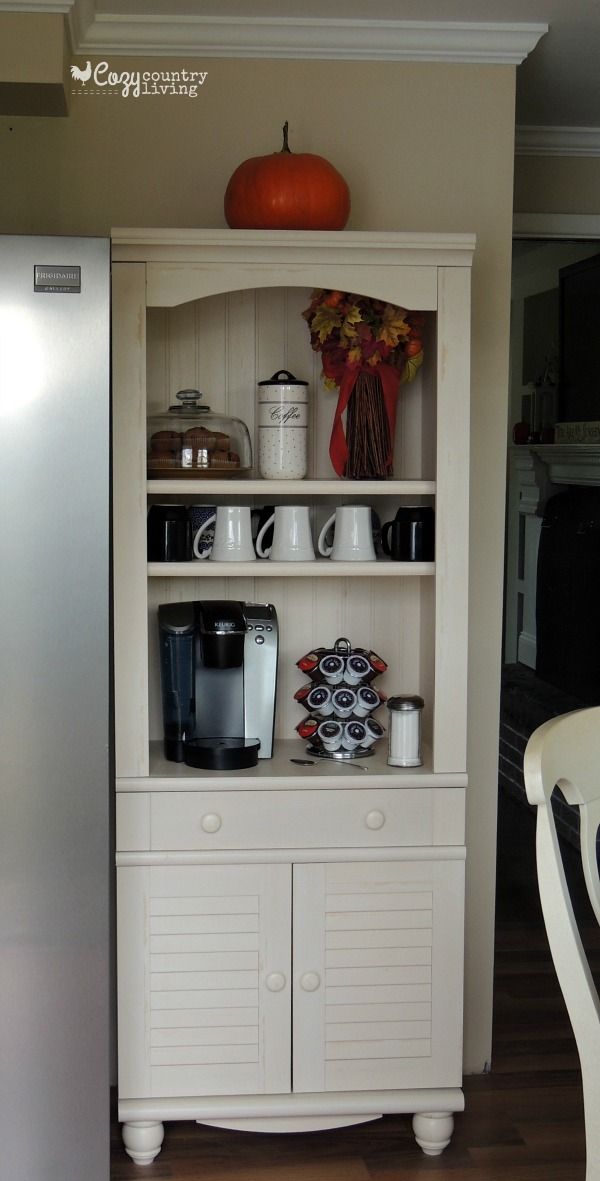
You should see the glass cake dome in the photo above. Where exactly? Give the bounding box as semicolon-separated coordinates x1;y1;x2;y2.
147;389;252;478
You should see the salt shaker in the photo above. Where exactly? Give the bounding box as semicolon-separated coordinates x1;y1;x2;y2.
387;695;424;766
257;370;308;479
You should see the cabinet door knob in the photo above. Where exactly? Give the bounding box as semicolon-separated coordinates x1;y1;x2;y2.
265;972;286;992
300;971;321;992
200;813;222;834
365;809;386;830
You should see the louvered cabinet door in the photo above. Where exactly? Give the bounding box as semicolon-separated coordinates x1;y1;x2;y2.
117;863;291;1098
292;860;464;1093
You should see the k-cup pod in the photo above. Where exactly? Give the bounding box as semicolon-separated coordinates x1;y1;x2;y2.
306;685;334;717
331;687;357;719
362;717;386;748
317;719;343;752
318;654;345;685
345;653;371;685
366;650;388;677
342;720;367;751
296;717;319;741
354;685;381;717
297;648;326;676
294;683;313;707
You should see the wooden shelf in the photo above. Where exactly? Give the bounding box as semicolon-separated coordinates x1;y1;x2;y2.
147;478;437;497
148;559;435;578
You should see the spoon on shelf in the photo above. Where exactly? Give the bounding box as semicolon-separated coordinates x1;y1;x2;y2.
289;758;370;771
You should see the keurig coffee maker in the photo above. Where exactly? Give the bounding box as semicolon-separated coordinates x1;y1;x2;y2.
157;600;278;769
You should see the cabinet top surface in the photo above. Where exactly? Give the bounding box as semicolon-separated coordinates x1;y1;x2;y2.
111;227;476;264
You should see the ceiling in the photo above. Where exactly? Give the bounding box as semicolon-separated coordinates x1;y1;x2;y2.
13;0;600;150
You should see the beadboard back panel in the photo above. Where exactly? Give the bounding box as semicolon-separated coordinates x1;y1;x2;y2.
146;289;433;483
146;575;433;745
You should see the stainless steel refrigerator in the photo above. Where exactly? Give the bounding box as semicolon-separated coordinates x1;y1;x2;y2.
0;236;111;1180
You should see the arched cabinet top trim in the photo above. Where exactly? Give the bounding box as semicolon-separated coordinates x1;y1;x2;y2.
111;228;475;312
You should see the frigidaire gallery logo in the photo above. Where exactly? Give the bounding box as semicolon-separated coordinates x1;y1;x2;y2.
70;61;208;98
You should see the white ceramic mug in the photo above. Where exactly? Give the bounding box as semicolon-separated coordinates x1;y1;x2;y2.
318;505;376;562
256;505;315;561
193;505;256;561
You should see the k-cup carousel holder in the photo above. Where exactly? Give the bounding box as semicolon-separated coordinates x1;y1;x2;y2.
294;637;387;760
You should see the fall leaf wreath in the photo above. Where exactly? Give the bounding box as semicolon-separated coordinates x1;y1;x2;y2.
303;290;425;478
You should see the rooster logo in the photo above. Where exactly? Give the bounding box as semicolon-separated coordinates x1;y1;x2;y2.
70;61;92;83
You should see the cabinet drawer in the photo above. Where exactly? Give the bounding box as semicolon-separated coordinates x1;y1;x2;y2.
149;788;464;851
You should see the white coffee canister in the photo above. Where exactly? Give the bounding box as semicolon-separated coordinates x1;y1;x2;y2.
258;370;308;480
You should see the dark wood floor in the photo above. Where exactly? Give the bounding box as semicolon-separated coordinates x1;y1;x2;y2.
111;793;599;1179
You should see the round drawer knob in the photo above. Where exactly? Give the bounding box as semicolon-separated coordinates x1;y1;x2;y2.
266;972;286;992
365;809;386;830
200;812;222;834
300;971;321;992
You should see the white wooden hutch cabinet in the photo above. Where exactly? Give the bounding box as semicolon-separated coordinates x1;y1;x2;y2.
111;228;474;1166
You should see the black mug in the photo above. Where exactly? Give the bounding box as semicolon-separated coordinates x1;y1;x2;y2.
381;506;435;562
147;504;192;562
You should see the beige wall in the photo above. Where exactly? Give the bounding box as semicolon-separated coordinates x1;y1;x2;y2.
0;13;64;83
1;51;516;1073
0;13;68;116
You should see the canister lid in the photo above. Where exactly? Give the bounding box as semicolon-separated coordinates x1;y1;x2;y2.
258;369;308;386
387;695;425;711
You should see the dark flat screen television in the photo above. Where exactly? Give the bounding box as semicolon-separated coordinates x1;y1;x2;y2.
559;251;600;422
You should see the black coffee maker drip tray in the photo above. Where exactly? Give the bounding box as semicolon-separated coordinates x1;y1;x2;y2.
184;737;260;770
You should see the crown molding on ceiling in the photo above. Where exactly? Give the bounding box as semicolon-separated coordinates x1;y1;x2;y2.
515;125;600;157
68;14;547;62
0;3;548;63
513;212;600;238
0;0;75;9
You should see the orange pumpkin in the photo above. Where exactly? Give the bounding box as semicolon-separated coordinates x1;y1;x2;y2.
224;123;350;231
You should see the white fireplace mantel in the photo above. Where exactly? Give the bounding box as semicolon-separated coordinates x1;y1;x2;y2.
528;444;600;487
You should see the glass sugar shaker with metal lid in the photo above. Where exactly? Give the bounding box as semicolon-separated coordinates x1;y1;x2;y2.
387;695;424;767
257;370;308;479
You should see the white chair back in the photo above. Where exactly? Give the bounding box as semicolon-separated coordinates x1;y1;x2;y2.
524;706;600;1181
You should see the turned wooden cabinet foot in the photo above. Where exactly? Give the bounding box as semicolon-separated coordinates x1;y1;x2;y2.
412;1111;454;1155
122;1120;164;1166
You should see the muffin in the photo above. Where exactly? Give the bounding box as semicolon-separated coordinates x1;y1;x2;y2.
183;427;216;451
150;430;181;453
147;453;180;470
211;450;240;469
